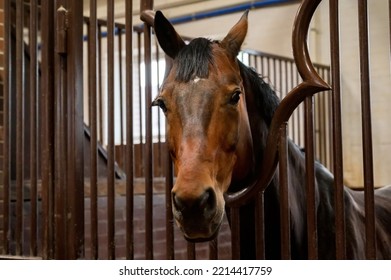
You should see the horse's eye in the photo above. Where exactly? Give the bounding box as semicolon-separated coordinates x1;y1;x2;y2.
152;98;167;113
229;91;241;105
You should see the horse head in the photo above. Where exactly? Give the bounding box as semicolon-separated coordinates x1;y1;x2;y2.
153;11;254;242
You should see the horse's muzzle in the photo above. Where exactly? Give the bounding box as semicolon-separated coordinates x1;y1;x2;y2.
172;188;224;242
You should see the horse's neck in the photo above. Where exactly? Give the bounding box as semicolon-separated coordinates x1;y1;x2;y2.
262;140;309;258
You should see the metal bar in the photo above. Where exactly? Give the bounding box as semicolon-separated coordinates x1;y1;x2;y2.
165;145;174;259
278;60;283;100
2;0;11;256
89;0;99;260
54;3;67;259
230;207;240;260
357;0;376;259
53;77;67;258
98;25;104;143
29;0;38;258
304;97;318;259
137;32;144;170
279;123;290;259
125;0;135;260
329;0;346;259
255;192;265;259
107;0;116;260
187;242;196;259
15;0;24;256
66;0;85;259
143;24;154;259
141;0;154;260
209;238;218;260
390;0;391;60
118;30;124;150
156;41;162;177
327;69;334;173
40;0;56;260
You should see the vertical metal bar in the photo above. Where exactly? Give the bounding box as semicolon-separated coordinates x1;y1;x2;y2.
279;123;290;259
255;192;265;259
141;0;154;260
209;239;218;260
290;62;298;143
329;0;346;258
118;29;124;150
89;0;99;260
65;0;85;259
296;72;303;146
327;69;334;173
144;24;154;259
98;25;104;143
389;0;391;59
54;3;68;260
187;242;196;259
230;207;240;260
137;32;144;172
15;0;24;256
357;0;376;259
29;0;38;258
165;146;174;259
278;60;283;100
304;97;318;259
107;0;116;260
125;0;135;260
40;0;55;260
2;0;11;256
155;41;162;177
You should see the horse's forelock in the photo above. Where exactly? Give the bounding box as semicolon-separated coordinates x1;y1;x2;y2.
174;38;214;82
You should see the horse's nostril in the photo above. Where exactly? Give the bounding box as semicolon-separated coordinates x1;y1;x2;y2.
173;193;186;212
172;188;216;214
199;188;216;210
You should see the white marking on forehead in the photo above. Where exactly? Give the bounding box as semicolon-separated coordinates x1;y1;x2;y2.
192;76;203;83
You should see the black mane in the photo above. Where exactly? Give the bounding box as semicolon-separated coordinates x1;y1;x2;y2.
238;62;280;126
175;38;214;82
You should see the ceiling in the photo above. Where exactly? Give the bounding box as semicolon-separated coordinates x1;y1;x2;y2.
83;0;277;25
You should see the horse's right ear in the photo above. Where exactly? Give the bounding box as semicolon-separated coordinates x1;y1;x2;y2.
154;11;186;59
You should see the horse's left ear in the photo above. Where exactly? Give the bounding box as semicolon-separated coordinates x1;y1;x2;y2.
221;10;249;59
154;11;186;59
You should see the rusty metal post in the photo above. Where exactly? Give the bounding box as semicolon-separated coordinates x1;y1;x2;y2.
140;0;154;260
2;0;11;256
304;96;318;259
107;0;116;260
279;122;290;259
329;0;346;260
125;0;135;260
15;0;25;256
54;3;68;260
357;0;376;259
41;0;56;259
88;0;99;260
29;0;39;258
66;0;85;259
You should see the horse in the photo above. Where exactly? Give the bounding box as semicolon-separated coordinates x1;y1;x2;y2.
152;10;391;259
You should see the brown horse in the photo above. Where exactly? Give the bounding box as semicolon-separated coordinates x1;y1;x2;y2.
152;11;391;259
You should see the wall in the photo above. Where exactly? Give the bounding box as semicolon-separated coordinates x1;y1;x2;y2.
170;3;300;58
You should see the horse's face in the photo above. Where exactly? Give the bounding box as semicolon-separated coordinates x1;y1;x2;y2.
153;11;254;242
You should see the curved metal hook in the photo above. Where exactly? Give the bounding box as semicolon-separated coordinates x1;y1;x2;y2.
225;0;331;207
